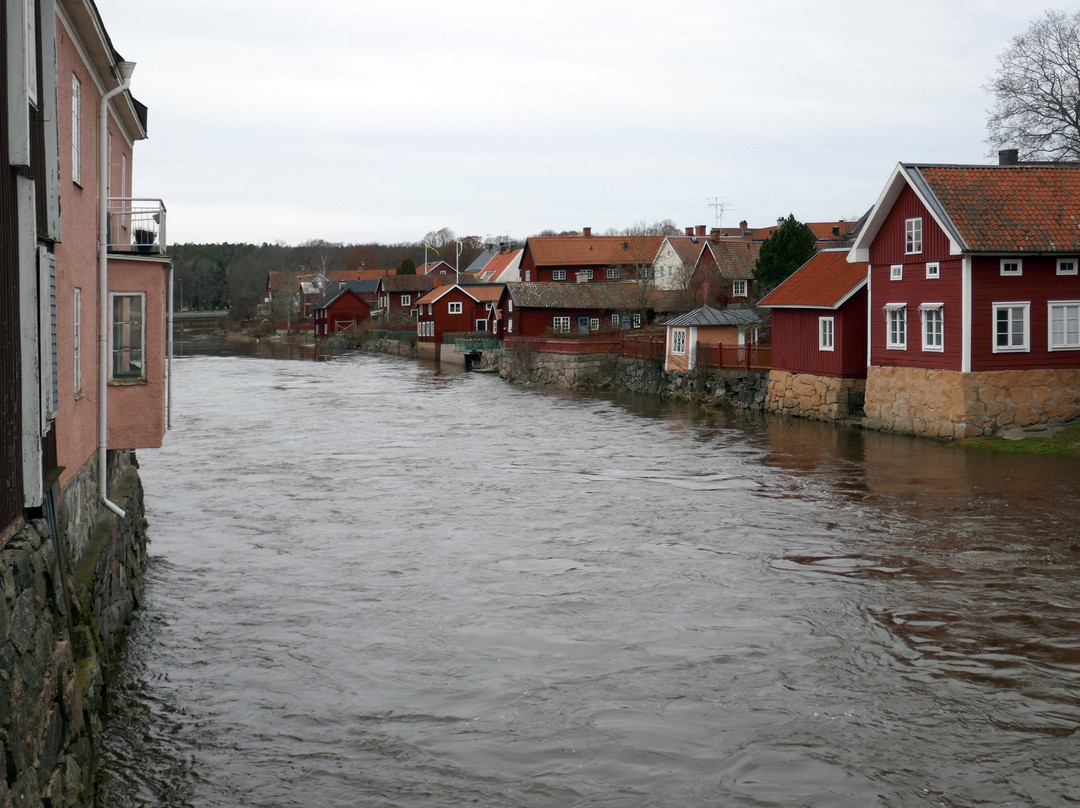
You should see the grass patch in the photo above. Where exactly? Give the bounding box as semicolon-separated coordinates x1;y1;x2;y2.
958;422;1080;457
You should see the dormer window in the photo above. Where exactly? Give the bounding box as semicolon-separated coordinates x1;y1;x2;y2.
905;218;922;254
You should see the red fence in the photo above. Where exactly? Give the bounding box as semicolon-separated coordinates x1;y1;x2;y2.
505;332;771;370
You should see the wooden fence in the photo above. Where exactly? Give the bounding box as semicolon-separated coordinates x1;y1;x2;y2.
504;332;771;371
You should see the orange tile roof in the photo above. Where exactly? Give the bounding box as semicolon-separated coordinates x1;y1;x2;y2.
526;234;664;266
465;284;505;303
758;249;866;308
481;249;522;281
917;165;1080;253
806;221;858;241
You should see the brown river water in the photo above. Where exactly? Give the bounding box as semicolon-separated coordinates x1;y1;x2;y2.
98;347;1080;807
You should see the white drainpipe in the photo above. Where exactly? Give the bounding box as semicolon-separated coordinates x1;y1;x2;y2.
98;61;136;519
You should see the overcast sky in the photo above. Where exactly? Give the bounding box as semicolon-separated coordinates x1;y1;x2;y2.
95;0;1035;246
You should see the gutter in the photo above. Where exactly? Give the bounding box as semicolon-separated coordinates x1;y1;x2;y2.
97;60;135;519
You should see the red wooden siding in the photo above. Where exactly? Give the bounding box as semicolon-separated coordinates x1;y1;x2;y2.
869;259;963;370
770;288;867;377
868;185;953;267
417;289;477;342
315;291;370;337
970;255;1080;371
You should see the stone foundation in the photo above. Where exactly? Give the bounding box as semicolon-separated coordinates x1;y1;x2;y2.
765;370;866;422
1;452;147;806
863;366;1080;439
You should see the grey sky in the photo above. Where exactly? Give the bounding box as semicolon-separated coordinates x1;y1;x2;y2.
97;0;1036;245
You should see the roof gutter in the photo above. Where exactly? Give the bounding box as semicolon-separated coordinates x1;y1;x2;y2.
98;60;135;519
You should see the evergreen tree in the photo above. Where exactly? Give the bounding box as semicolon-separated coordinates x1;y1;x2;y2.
752;215;817;295
399;257;416;275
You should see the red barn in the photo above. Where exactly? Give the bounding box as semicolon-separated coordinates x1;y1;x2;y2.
759;250;868;421
312;288;372;338
849;156;1080;437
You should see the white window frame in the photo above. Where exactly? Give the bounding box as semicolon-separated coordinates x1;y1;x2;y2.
448;301;462;314
110;292;146;381
632;313;642;328
1048;301;1080;350
73;287;82;394
919;303;944;352
671;328;687;355
579;269;593;280
401;294;411;306
905;218;922;254
508;299;514;312
818;316;834;351
1057;259;1078;276
884;303;907;350
925;262;940;279
611;314;620;327
552;316;570;333
508;318;513;334
71;75;81;184
992;301;1030;352
606;267;621;279
476;319;487;331
732;280;748;297
1000;259;1022;277
552;269;566;280
589;317;600;331
890;264;903;281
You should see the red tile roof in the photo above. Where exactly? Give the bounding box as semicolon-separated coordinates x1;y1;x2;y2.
918;165;1080;253
526;234;664;267
758;249;866;309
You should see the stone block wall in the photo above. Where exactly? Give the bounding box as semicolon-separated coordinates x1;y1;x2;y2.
498;349;621;390
765;371;866;423
0;454;147;806
863;366;1080;439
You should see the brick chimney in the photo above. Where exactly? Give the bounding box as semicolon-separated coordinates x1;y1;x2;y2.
696;225;707;237
709;228;721;243
685;227;693;236
582;226;592;237
739;220;748;229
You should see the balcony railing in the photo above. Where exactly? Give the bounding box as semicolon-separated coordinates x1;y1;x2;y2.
107;197;168;256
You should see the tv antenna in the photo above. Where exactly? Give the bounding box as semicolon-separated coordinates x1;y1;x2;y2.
707;196;733;228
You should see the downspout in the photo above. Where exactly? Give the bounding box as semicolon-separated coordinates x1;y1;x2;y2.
98;61;136;518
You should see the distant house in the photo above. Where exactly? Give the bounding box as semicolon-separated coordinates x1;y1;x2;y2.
700;239;760;305
759;249;868;421
662;306;760;372
376;275;437;321
417;260;458;276
415;283;483;344
504;282;647;337
474;248;523;283
313;288;372;338
519;228;664;283
849;156;1080;437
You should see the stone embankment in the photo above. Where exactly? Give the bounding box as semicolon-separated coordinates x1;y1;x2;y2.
765;370;865;423
1;452;147;806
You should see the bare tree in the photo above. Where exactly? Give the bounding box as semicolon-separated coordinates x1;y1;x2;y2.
985;9;1080;161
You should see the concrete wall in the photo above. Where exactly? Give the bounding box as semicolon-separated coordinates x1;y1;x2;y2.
765;370;866;423
0;452;147;807
863;365;1080;439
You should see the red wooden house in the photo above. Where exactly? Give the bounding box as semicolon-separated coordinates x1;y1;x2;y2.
313;288;372;338
503;282;646;337
759;249;868;421
415;283;483;343
519;228;664;283
376;275;437;322
849;156;1080;437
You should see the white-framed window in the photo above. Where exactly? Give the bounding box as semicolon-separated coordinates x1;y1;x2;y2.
671;328;687;355
606;267;620;279
448;301;462;314
611;314;620;327
1057;259;1077;276
1000;259;1022;277
71;75;81;184
427;303;433;314
818;316;834;351
632;313;642;328
579;270;593;280
890;264;903;281
552;269;566;280
552;316;570;332
401;294;411;306
110;293;145;380
1049;301;1080;350
589;317;600;331
926;262;940;279
905;218;922;254
993;302;1030;352
73;287;82;394
508;318;513;334
640;266;652;279
919;303;944;351
524;270;531;282
884;303;907;349
476;319;487;331
508;299;513;312
732;280;748;297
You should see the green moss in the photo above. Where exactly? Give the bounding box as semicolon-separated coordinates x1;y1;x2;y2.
957;422;1080;457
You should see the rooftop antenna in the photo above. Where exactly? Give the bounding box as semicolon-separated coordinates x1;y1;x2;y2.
707;196;733;228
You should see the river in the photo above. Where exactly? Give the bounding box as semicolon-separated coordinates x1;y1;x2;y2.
98;350;1080;807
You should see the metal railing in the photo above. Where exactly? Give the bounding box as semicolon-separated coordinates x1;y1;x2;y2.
107;197;167;256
